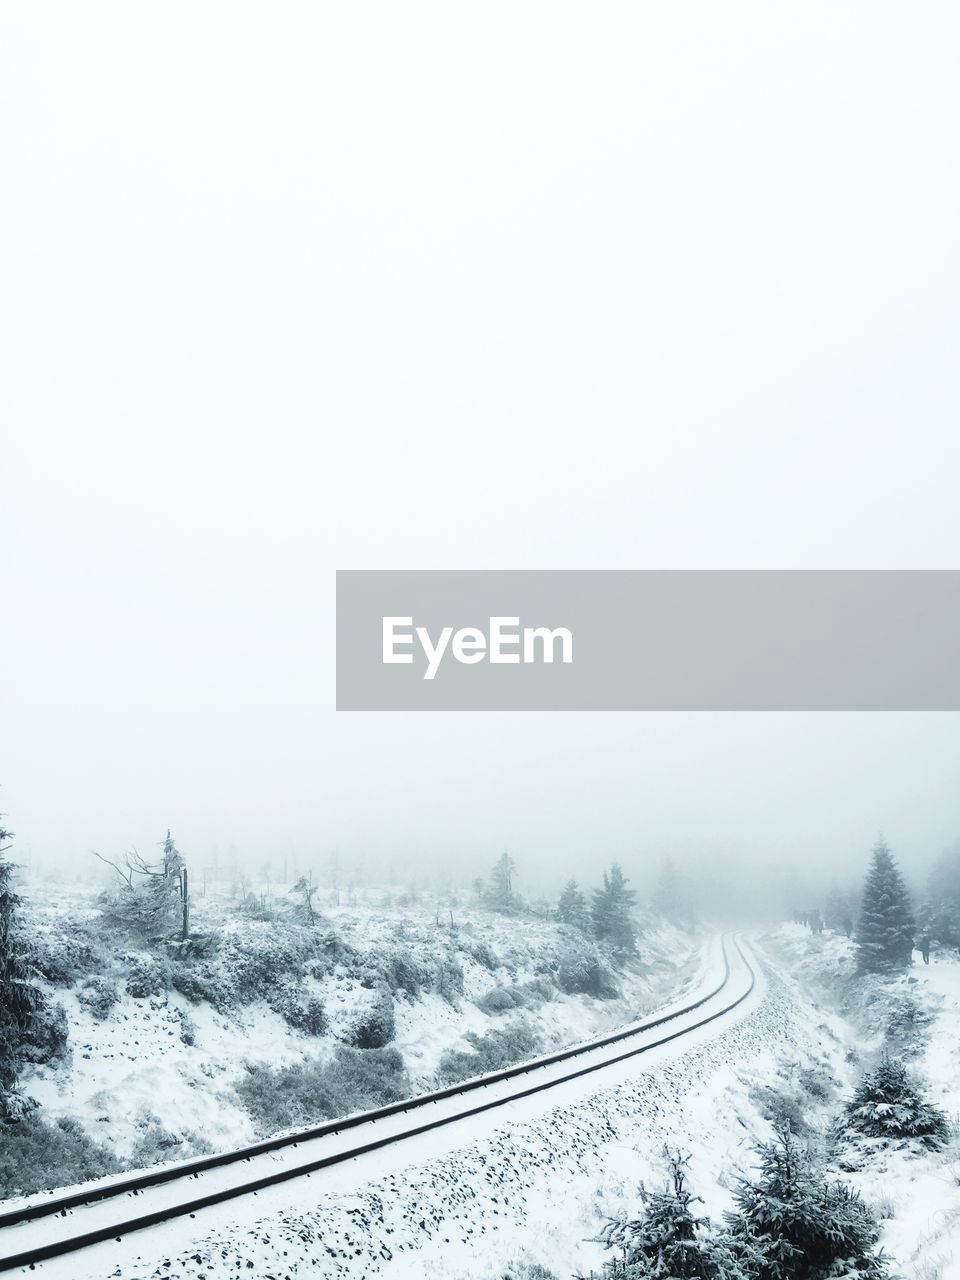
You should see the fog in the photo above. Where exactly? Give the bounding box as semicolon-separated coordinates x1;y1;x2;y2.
3;5;959;907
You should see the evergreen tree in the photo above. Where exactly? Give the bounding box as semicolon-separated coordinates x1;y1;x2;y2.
592;863;638;957
0;818;45;1117
556;878;591;933
725;1129;886;1279
487;851;517;913
854;839;915;974
652;856;694;926
597;1151;744;1279
94;831;185;941
841;1057;948;1149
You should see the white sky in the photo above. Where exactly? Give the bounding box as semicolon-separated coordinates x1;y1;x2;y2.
2;3;959;890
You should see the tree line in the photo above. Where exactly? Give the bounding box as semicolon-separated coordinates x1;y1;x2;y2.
796;836;960;974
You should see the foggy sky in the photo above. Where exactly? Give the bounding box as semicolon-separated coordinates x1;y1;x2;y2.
3;4;959;893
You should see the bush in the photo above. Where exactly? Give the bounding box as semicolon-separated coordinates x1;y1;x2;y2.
125;954;170;999
349;993;395;1048
431;953;465;1004
380;948;426;998
237;1045;410;1134
555;948;619;999
465;940;501;972
841;1058;949;1149
477;986;522;1015
77;977;119;1021
129;1118;211;1168
437;1020;541;1083
31;929;103;985
0;1114;120;1199
22;1000;69;1068
283;996;327;1037
177;1008;197;1046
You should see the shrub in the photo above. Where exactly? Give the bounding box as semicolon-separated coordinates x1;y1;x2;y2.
841;1058;949;1149
177;1008;197;1046
431;953;465;1004
477;986;522;1015
31;929;103;985
0;1114;120;1199
125;954;170;999
77;977;119;1021
555;948;619;999
465;940;501;972
237;1045;410;1134
437;1020;540;1083
381;948;425;998
349;993;395;1048
282;995;327;1037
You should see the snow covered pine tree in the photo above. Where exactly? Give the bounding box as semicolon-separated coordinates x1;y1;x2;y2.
854;839;915;974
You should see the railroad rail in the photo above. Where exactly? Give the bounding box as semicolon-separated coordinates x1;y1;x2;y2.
0;933;756;1274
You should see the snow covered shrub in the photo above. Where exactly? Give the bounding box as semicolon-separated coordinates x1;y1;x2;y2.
840;1057;949;1149
31;925;104;985
77;976;119;1021
348;992;395;1048
0;1113;120;1198
725;1128;887;1278
477;985;523;1015
125;953;171;999
596;1150;745;1279
555;946;620;999
237;1045;410;1134
431;952;465;1003
129;1117;212;1168
379;947;426;998
437;1019;541;1083
749;1081;813;1139
177;1008;197;1045
464;939;501;972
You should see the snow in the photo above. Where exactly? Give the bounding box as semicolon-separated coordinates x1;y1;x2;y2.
765;924;960;1280
12;880;703;1174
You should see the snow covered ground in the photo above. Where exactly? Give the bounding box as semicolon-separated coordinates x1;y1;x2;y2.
12;881;702;1173
12;893;960;1280
2;936;824;1280
767;924;960;1280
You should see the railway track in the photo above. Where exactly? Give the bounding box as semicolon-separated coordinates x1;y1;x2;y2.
0;933;756;1275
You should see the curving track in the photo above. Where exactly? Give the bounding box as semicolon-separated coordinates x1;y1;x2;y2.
0;933;757;1275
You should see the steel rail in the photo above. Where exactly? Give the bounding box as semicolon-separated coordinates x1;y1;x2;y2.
0;934;756;1273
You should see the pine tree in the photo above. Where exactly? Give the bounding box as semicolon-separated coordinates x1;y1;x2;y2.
556;878;591;933
592;863;638;957
597;1151;744;1279
0;818;45;1116
842;1057;948;1149
854;839;915;974
487;851;517;913
725;1129;886;1279
652;856;693;926
94;830;186;940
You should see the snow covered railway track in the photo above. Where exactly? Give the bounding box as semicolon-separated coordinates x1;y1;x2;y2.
0;934;755;1275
